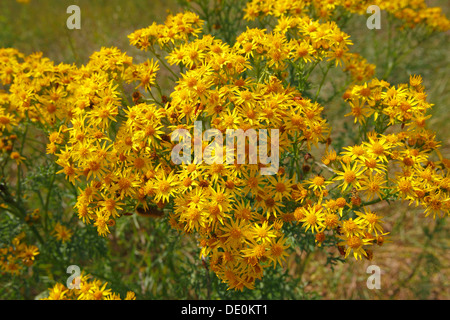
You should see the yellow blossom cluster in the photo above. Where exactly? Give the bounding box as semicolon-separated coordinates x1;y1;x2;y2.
235;14;375;82
0;49;77;129
348;0;450;32
340;76;450;219
0;232;39;275
41;273;136;300
128;12;204;51
1;5;449;292
244;0;450;32
52;222;74;243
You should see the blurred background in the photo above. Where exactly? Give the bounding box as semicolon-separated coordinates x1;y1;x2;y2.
0;0;448;299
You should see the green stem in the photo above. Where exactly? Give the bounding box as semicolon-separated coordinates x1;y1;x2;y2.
117;79;132;107
149;48;178;80
43;164;57;232
383;16;393;79
65;28;80;65
16;124;29;205
314;63;332;101
303;59;320;86
147;91;164;107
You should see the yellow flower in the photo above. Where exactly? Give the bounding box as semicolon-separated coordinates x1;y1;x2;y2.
93;209;111;237
125;291;137;300
43;283;69;300
154;170;179;204
355;209;385;236
267;236;290;268
0;112;18;132
340;217;365;238
305;174;332;192
220;218;250;248
334;161;365;191
10;151;25;164
42;274;136;300
249;221;276;244
52;223;73;243
363;135;392;163
90;282;112;300
299;204;326;234
19;245;39;266
358;172;387;201
338;234;374;260
266;175;293;202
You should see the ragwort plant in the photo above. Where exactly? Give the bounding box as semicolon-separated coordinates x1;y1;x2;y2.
0;0;449;298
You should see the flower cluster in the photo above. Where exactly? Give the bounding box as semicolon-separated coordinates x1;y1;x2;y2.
341;76;450;219
0;232;39;275
128;12;204;51
41;273;136;300
235;14;375;83
0;49;77;129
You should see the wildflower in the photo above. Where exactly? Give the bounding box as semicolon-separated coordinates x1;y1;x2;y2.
266;175;293;202
267;236;290;268
324;211;340;229
305;174;333;192
363;135;392;163
52;223;73;243
299;204;326;233
93;210;111;237
42;274;135;300
249;221;276;243
334;161;365;191
43;283;69;300
359;173;387;201
1;1;448;292
10;151;25;164
338;234;373;260
221;219;250;248
154;170;179;203
19;245;39;266
355;208;385;236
